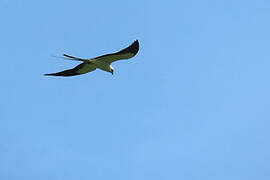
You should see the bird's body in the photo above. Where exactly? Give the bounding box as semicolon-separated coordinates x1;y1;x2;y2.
45;40;139;76
91;59;112;73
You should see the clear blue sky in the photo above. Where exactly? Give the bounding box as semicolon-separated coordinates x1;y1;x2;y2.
1;0;270;179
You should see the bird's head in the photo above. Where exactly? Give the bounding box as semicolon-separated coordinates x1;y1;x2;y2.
110;66;114;75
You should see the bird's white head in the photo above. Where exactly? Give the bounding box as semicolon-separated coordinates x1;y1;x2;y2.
110;66;114;75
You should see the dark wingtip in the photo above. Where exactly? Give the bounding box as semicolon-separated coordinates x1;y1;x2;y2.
44;73;56;76
43;71;81;77
130;40;139;55
115;40;139;56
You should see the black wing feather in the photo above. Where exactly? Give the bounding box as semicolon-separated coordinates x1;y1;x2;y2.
44;63;95;77
94;40;139;60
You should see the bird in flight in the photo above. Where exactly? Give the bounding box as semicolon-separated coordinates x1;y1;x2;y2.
44;40;139;76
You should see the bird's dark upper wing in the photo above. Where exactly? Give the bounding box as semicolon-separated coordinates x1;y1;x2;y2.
44;62;96;77
92;40;139;64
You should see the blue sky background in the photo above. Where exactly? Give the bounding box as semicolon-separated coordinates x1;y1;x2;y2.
1;0;270;179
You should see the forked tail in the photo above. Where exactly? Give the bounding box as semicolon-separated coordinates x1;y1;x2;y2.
51;54;89;62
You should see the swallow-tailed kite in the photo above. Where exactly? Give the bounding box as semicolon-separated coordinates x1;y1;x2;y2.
44;40;139;76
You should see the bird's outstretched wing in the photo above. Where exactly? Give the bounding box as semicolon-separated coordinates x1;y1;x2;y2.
92;40;139;64
44;62;96;77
